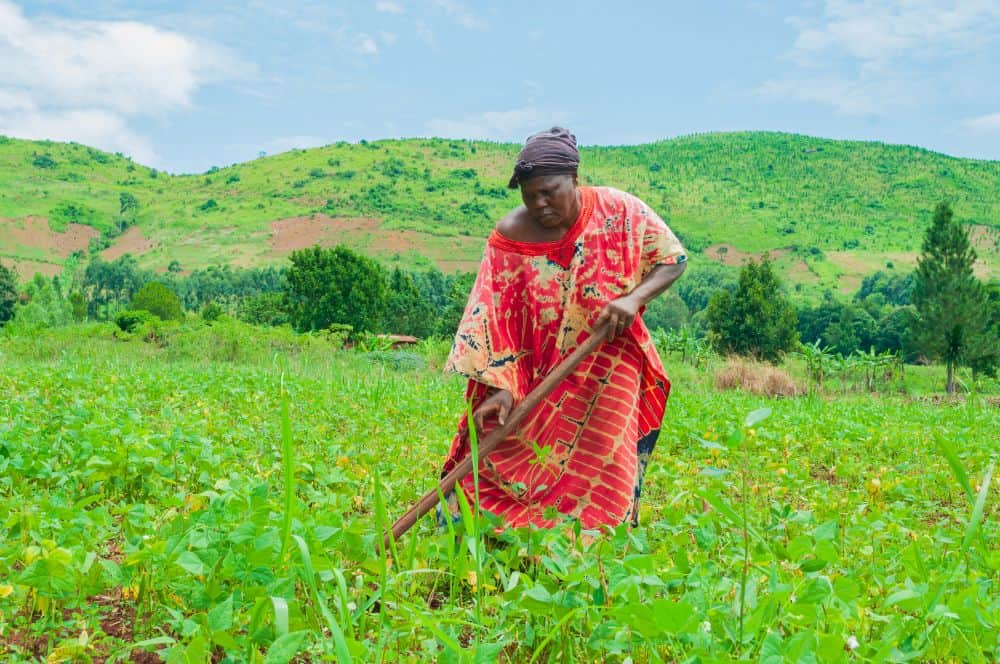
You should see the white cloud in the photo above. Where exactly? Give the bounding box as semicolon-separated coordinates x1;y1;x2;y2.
0;0;244;166
379;31;397;45
755;75;919;116
427;107;572;141
760;0;1000;116
414;19;434;45
2;108;157;163
432;0;487;30
964;112;1000;132
789;0;1000;66
375;1;404;14
356;32;378;55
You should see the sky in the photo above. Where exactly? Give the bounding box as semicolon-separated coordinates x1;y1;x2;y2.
1;0;998;173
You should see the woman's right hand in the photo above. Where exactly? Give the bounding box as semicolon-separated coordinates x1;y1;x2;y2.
473;388;514;432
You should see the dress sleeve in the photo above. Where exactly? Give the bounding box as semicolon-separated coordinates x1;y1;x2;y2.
633;196;686;275
444;244;534;402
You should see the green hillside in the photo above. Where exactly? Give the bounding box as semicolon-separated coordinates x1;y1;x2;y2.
0;132;997;296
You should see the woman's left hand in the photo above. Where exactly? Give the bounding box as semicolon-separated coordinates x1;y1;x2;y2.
595;294;642;342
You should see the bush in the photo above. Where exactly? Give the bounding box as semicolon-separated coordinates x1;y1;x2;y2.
131;282;184;322
115;309;157;333
201;302;223;323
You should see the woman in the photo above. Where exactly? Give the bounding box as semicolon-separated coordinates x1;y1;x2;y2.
442;127;686;529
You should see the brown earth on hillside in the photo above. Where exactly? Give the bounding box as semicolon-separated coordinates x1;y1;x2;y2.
969;224;998;253
268;215;484;272
270;215;380;253
101;226;157;260
0;216;99;257
1;258;62;280
704;244;790;266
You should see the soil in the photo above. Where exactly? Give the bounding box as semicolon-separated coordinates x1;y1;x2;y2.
101;227;157;261
0;216;100;259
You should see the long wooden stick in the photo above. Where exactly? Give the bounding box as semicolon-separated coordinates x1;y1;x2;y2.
382;322;610;551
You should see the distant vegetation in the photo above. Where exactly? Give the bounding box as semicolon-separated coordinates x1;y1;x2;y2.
0;132;997;298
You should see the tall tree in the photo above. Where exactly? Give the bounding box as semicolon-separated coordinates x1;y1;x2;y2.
382;268;435;337
0;263;17;326
706;256;799;362
911;202;992;392
283;245;387;333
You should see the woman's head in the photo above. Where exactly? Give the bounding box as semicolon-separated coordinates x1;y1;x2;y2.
508;127;579;189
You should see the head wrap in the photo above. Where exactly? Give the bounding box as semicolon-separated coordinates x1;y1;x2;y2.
507;126;579;189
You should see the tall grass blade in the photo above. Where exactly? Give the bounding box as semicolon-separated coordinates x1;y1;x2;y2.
280;373;295;555
291;534;354;663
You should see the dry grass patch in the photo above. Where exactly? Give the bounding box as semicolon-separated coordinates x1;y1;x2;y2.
714;357;801;397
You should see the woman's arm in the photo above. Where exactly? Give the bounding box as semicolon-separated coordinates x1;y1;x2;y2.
595;262;687;342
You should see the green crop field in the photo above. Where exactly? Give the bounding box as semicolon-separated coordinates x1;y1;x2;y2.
1;132;998;299
0;321;996;662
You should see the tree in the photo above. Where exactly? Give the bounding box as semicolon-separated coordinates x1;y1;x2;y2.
382;268;435;337
0;263;17;326
131;282;184;321
911;202;993;393
283;245;387;333
706;256;799;362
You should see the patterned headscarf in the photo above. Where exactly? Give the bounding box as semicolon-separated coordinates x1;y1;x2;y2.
507;127;580;189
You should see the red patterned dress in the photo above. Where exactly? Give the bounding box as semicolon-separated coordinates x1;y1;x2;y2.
443;186;686;529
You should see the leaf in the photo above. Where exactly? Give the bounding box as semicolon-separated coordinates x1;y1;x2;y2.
744;407;772;427
934;433;973;504
885;587;924;607
796;577;832;605
265;631;309;664
175;551;206;576
208;594;233;632
16;551;75;598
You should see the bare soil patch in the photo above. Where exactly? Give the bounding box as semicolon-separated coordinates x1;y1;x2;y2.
1;258;62;280
101;227;157;260
270;215;380;253
704;243;790;266
0;216;99;258
268;215;483;272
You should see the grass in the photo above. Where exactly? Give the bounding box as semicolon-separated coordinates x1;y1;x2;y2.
1;132;998;298
0;320;996;661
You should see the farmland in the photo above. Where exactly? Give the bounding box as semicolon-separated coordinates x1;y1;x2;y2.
0;321;996;662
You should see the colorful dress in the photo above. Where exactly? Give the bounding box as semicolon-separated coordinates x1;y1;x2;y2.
443;186;686;529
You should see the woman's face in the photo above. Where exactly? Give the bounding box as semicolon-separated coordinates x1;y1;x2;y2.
520;174;579;230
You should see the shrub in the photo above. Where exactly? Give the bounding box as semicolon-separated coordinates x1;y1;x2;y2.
115;309;157;333
131;282;184;322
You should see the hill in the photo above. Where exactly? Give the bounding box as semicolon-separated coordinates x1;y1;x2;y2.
0;131;997;297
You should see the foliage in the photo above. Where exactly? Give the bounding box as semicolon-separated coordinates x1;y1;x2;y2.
237;292;288;326
0;325;995;661
1;133;997;296
114;308;157;333
130;281;184;321
0;262;16;326
8;273;72;330
284;245;387;334
706;257;799;362
911;202;995;392
643;290;691;331
382;267;436;337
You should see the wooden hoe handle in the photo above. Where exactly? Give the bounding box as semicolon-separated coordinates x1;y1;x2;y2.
381;323;610;552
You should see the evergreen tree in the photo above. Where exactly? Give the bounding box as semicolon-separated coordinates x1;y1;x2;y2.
706;256;799;362
131;281;184;321
283;245;387;333
0;263;17;326
911;202;993;392
382;268;435;337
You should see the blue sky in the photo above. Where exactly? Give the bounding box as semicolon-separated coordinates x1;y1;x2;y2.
2;0;998;173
